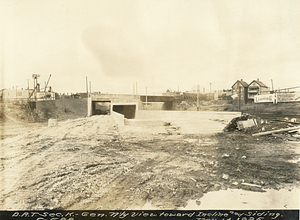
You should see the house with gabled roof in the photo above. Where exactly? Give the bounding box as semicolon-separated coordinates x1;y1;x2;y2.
247;78;270;103
231;79;248;105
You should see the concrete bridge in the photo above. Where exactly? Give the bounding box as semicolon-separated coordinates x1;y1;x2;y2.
89;93;177;119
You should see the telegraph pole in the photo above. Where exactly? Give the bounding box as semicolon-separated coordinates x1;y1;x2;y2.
238;86;242;111
271;79;274;92
136;82;138;95
89;81;92;96
27;79;30;98
197;85;200;111
86;76;88;97
146;86;148;108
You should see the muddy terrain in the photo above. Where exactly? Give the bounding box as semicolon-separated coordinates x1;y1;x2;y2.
0;115;299;210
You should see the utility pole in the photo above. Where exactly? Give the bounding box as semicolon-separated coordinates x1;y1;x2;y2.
197;85;200;111
136;82;138;95
86;76;88;97
89;81;91;95
27;79;30;99
146;86;148;108
32;74;40;100
238;86;242;111
210;83;212;93
271;79;274;92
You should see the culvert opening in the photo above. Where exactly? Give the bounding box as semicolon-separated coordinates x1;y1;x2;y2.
112;104;136;119
92;101;111;115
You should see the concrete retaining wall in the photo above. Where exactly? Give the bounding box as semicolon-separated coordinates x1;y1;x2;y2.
135;110;241;121
111;111;125;130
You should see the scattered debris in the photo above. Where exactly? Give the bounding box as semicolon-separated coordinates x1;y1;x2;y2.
237;119;257;130
223;114;264;132
252;125;300;137
224;113;300;140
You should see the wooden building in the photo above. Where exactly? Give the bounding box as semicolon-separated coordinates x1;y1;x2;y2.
247;79;269;103
231;79;248;105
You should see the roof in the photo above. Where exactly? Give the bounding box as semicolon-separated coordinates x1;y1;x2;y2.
249;80;268;88
232;80;248;88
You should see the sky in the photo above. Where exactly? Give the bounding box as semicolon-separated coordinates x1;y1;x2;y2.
1;0;300;94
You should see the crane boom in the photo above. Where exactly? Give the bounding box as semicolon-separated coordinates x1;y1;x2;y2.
44;74;52;92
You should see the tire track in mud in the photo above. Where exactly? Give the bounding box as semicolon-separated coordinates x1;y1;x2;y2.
66;153;166;209
69;138;220;210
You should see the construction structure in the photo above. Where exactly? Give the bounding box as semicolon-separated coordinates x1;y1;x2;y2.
0;74;55;102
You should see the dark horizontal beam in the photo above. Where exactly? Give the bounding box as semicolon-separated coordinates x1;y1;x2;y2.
140;95;174;102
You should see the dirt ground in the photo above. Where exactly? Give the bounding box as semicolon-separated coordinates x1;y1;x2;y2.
0;115;299;210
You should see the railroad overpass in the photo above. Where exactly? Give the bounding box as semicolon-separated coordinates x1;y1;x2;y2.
89;94;176;118
140;95;174;102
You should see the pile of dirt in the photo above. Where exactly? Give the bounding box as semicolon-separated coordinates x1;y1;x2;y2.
28;115;118;140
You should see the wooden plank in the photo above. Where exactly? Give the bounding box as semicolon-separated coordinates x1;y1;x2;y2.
252;126;300;137
241;182;262;188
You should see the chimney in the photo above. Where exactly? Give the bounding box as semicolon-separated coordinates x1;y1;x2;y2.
257;78;259;81
241;79;243;81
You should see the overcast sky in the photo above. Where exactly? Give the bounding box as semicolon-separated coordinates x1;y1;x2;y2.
1;0;300;94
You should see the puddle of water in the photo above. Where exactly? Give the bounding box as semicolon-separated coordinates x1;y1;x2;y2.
182;188;300;210
136;188;299;210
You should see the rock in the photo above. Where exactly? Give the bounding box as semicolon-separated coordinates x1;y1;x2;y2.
291;118;297;123
48;119;58;127
222;174;229;180
164;122;171;126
